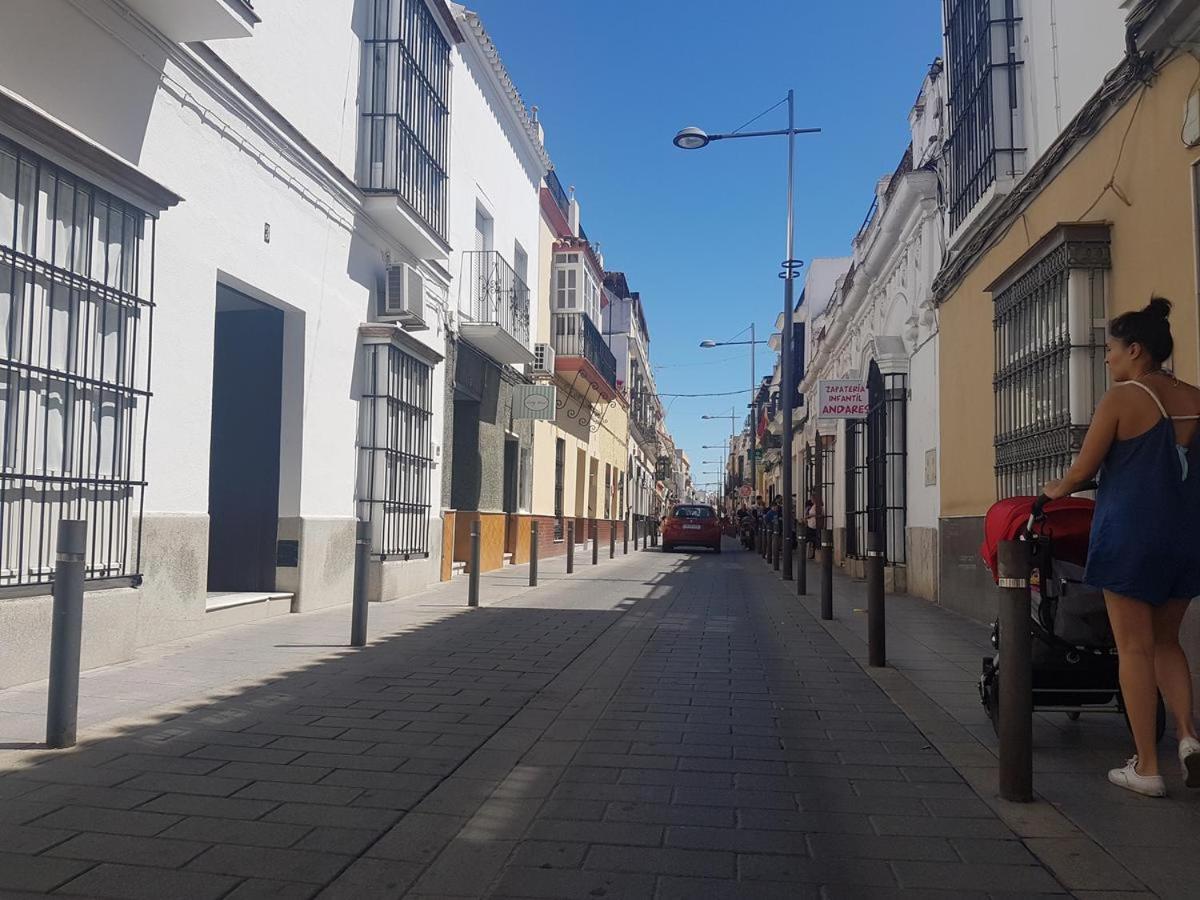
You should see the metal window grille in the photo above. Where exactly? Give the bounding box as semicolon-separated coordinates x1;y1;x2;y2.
553;437;564;539
867;365;908;564
802;439;834;533
845;417;868;558
357;342;433;558
360;0;450;239
943;0;1024;232
993;237;1108;498
0;136;152;593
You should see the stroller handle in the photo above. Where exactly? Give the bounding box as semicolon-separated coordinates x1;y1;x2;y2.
1030;480;1099;523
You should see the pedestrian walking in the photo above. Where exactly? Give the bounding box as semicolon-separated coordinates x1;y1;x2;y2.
804;489;823;559
1040;298;1200;797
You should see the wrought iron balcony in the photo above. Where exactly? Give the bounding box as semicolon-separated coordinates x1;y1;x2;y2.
459;251;533;365
552;312;617;400
630;414;658;451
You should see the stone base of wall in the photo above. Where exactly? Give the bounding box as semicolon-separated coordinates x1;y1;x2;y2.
906;526;939;603
277;516;356;613
453;511;507;573
938;515;996;623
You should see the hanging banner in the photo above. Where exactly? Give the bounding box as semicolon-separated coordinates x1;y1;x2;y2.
817;380;869;419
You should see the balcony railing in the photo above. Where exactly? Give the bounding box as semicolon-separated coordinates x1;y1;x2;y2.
461;251;531;350
546;169;570;219
552;312;616;390
630;414;658;450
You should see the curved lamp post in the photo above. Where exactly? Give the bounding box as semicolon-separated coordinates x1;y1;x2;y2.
700;324;770;496
674;92;820;580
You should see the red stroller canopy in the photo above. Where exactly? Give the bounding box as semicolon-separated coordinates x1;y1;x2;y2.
980;496;1095;582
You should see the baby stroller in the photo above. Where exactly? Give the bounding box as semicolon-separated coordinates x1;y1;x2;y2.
978;490;1166;741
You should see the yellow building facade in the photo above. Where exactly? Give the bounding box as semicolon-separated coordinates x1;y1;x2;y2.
935;41;1200;645
525;178;628;560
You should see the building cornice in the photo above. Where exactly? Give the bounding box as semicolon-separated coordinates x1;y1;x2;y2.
0;86;182;214
454;6;552;174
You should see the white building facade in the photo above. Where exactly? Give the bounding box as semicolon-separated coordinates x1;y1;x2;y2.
0;0;527;688
797;61;946;601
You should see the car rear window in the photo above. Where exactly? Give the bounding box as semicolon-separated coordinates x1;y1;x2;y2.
672;506;714;519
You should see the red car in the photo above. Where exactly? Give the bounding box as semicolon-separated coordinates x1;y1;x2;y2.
661;504;722;553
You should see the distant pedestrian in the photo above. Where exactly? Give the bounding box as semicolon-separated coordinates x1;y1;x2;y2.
804;490;823;558
1040;298;1200;797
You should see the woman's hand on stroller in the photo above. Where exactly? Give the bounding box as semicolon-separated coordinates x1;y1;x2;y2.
1034;479;1100;520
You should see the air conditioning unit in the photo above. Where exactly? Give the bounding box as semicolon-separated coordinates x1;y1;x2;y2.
380;263;427;328
532;342;555;375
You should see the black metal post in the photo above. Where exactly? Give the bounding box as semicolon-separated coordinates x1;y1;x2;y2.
468;521;481;608
623;515;629;555
529;520;539;587
867;531;886;668
773;522;781;571
592;522;599;565
350;519;370;647
820;528;834;621
46;520;86;749
609;522;615;559
998;539;1034;803
567;522;575;572
796;532;807;595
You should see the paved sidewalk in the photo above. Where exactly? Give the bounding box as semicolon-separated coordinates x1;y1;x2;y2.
0;542;1180;897
774;552;1200;900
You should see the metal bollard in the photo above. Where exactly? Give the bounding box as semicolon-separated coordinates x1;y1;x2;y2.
820;529;834;621
773;524;781;571
529;520;539;587
623;517;629;555
609;523;615;559
468;520;481;608
46;520;87;749
998;539;1034;803
592;523;599;565
567;522;575;573
796;532;808;596
350;519;371;647
867;532;886;668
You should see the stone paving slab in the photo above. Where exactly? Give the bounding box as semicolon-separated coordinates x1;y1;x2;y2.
0;541;1168;897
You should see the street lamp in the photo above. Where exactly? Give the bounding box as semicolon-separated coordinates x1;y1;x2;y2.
675;91;819;581
703;410;740;504
699;324;770;496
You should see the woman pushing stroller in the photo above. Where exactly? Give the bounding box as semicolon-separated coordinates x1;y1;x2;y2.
1040;298;1200;797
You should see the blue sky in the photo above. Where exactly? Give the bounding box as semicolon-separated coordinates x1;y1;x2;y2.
468;0;943;488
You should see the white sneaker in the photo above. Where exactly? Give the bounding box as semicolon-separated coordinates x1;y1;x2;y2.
1179;737;1200;788
1108;756;1167;797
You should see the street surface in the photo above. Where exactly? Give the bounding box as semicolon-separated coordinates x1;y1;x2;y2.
0;541;1195;898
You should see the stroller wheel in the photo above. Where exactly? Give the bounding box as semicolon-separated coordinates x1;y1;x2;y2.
980;661;1000;737
1118;690;1168;744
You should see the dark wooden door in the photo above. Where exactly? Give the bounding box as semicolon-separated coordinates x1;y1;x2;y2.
207;295;284;593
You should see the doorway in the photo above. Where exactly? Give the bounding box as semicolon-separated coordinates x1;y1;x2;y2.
207;286;284;593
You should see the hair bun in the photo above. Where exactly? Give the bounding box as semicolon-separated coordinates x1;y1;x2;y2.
1146;297;1173;319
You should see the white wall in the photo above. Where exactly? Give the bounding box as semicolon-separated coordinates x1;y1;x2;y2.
1020;0;1128;162
446;38;542;336
0;0;449;550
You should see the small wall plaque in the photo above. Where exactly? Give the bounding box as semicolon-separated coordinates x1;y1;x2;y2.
276;539;299;567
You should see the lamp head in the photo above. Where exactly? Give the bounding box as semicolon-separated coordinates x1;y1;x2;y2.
673;126;711;150
698;339;717;348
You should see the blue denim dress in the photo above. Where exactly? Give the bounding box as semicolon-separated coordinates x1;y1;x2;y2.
1084;381;1200;605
